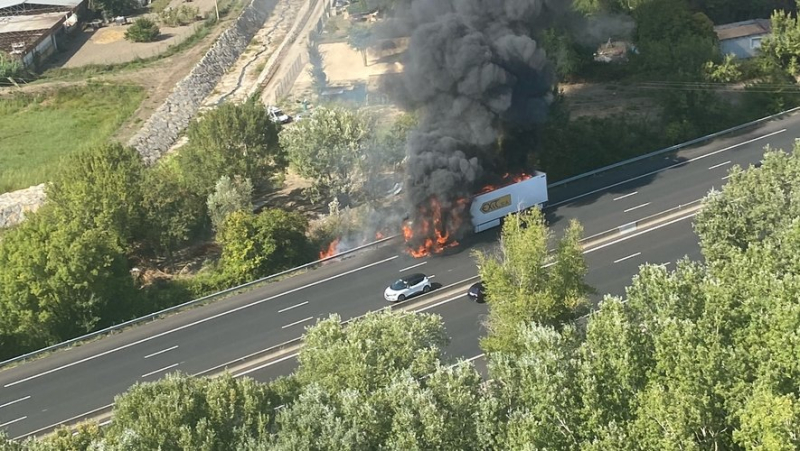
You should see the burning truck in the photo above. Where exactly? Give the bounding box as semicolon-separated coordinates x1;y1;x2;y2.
403;171;549;257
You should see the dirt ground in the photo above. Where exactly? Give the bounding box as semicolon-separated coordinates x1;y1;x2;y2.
560;82;660;120
54;23;199;68
2;6;243;144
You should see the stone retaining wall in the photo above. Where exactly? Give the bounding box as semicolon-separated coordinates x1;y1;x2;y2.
1;0;282;230
127;0;280;164
0;185;46;230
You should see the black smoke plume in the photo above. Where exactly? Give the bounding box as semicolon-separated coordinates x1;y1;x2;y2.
385;0;563;250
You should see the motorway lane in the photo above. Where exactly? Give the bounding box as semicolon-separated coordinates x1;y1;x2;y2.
2;113;798;438
545;115;799;237
434;215;703;367
0;236;516;437
239;214;703;384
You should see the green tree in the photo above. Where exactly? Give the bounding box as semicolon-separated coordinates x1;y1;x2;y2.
217;209;313;284
704;53;744;82
307;33;328;96
695;148;800;264
481;324;582;450
0;51;28;79
179;99;286;198
347;24;373;67
98;373;280;450
296;310;448;392
141;161;207;259
271;310;480;450
279;106;371;203
632;0;719;78
206;175;254;231
0;209;134;357
760;10;800;77
474;209;591;354
125;18;161;43
47;142;146;247
540;28;586;82
93;0;138;16
734;386;800;450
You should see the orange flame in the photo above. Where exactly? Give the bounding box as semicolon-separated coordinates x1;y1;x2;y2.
319;238;340;259
476;172;532;194
403;197;468;258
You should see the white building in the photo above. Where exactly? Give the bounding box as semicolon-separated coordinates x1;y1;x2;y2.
714;19;771;59
0;0;84;68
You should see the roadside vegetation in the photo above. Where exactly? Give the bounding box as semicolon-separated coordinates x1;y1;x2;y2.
0;83;145;192
6;1;800;446
0;99;413;361
125;18;161;42
5;146;800;448
535;0;800;181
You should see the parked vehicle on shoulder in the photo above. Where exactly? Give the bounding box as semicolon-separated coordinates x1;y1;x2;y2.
384;273;431;302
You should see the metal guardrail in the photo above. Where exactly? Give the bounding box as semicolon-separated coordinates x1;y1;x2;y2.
5;106;799;370
0;234;399;369
548;106;800;189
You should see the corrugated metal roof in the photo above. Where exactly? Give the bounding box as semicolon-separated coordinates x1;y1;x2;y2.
0;10;63;33
715;19;771;41
0;0;81;10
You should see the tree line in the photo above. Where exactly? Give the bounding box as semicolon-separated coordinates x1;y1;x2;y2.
5;142;800;450
0;100;413;362
536;0;800;181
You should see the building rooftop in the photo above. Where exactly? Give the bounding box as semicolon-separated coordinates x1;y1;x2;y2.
0;0;80;10
714;19;771;41
0;10;63;33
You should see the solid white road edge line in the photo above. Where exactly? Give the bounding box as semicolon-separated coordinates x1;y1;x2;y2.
708;160;731;170
613;191;638;201
143;345;179;359
278;301;309;314
4;255;399;388
0;396;31;409
281;317;314;329
399;261;427;272
623;202;650;213
141;363;179;379
548;128;785;208
0;416;27;428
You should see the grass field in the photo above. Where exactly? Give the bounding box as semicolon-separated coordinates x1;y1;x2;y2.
0;83;145;193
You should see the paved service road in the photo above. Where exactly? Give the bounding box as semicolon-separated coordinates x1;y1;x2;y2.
1;112;797;439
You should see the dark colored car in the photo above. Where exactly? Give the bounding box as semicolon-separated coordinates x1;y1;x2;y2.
467;282;484;302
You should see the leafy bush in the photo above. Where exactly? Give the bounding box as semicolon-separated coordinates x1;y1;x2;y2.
206;175;253;231
0;51;27;80
158;5;199;26
125;17;160;42
217;209;314;285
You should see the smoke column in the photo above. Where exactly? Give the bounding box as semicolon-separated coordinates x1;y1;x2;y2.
387;0;563;250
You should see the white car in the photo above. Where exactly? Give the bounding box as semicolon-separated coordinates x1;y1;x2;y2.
384;273;432;302
267;106;292;124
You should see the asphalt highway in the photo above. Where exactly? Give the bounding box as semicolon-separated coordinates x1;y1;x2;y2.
241;209;703;382
1;112;797;439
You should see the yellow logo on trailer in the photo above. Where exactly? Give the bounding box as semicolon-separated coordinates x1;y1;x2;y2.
480;194;512;214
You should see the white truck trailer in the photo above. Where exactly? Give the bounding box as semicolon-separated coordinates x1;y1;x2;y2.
469;171;549;233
